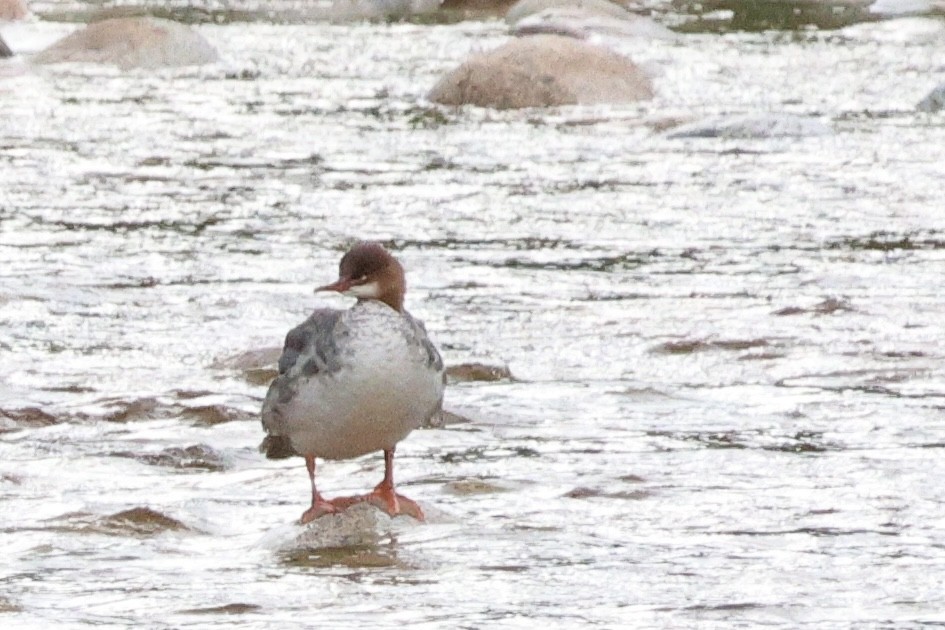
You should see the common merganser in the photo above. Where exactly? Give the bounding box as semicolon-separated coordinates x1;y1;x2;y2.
261;242;444;523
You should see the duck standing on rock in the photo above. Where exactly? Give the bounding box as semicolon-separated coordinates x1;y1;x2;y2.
261;242;444;523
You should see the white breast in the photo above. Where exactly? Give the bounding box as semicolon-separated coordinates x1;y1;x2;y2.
280;301;444;460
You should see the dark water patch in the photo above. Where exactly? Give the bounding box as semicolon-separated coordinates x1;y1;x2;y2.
184;153;322;172
775;369;941;399
825;231;945;252
719;526;899;537
877;350;929;359
479;564;529;573
651;338;770;355
439;445;541;463
446;362;513;383
408;106;452;130
773;297;853;316
178;603;262;615
112;444;227;472
672;0;875;33
550;178;642;193
682;601;766;612
770;432;839;453
498;251;661;272
647;429;839;452
382;237;578;252
39;384;98;394
47;216;223;236
738;351;788;361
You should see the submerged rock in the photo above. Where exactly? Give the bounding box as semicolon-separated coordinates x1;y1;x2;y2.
443;478;510;495
0;33;11;59
0;0;27;21
32;17;218;70
665;113;832;139
916;83;945;112
428;35;653;109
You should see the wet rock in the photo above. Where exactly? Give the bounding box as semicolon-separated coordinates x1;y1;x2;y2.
446;362;514;382
505;0;631;24
427;35;653;109
290;502;418;550
512;8;677;40
665;114;832;139
0;0;27;21
101;397;162;422
98;506;190;536
52;507;192;537
32;17;218;70
114;444;227;472
917;83;945;112
0;407;59;431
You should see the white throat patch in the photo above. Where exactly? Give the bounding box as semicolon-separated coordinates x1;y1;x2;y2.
344;280;381;299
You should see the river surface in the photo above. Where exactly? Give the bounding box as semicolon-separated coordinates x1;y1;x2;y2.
2;5;945;628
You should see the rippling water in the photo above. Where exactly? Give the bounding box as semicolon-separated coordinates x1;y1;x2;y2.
2;7;945;628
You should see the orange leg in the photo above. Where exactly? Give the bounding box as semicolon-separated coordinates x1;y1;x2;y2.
300;455;339;524
330;448;424;521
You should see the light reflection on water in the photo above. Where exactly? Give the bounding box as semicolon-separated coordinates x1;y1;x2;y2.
2;8;945;629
